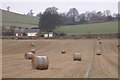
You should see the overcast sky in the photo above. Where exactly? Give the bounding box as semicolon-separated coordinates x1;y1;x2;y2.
1;0;119;16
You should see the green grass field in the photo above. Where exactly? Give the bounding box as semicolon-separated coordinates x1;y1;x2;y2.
1;9;39;28
54;21;118;35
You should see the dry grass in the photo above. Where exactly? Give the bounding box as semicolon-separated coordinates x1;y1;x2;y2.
2;39;118;78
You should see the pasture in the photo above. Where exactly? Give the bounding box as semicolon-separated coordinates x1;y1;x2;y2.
54;21;118;35
1;9;39;28
2;39;118;78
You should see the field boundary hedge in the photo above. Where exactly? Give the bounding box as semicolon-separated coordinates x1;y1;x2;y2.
1;33;118;39
57;33;118;39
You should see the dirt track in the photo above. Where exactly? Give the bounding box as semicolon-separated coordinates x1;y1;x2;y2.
2;39;118;78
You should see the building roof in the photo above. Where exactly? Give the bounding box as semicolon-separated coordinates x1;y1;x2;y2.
24;29;40;33
15;29;40;33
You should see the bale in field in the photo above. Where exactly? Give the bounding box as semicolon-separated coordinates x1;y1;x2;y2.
32;56;49;70
61;49;66;54
31;49;35;53
117;45;120;48
24;52;34;59
31;43;35;47
98;41;102;44
96;50;101;55
97;38;101;40
73;53;81;61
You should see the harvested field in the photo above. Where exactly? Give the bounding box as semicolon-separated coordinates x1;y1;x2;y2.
2;39;118;78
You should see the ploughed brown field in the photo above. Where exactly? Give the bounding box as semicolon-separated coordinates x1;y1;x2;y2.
2;39;118;78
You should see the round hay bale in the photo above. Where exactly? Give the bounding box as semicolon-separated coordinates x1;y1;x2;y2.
24;52;34;59
61;49;66;54
98;41;102;44
31;49;35;53
31;43;35;47
117;45;120;48
96;50;101;55
32;56;49;70
97;38;101;40
73;53;81;61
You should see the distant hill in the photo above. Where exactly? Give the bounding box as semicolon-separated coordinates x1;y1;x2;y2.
1;9;39;28
54;21;118;35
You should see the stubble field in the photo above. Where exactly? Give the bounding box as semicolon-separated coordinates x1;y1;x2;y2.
2;39;118;78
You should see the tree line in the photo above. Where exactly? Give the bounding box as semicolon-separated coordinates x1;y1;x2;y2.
37;7;119;32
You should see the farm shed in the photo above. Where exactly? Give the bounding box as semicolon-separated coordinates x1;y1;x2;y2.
15;29;40;37
44;32;54;38
44;34;49;38
49;32;54;37
15;28;25;36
